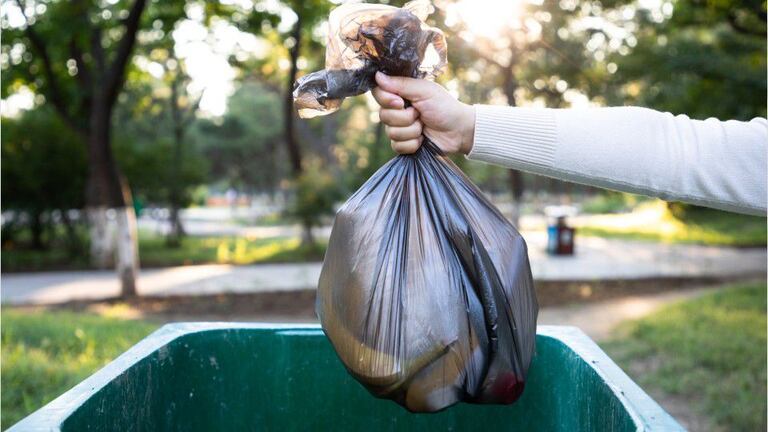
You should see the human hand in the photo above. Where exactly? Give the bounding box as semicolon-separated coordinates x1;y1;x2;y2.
372;72;475;155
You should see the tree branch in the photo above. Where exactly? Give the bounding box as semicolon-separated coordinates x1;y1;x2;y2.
14;0;78;128
69;39;93;116
181;92;203;128
726;12;766;36
104;0;147;107
91;26;106;76
69;40;91;88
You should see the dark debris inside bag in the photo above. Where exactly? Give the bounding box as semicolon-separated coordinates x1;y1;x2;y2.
293;0;446;118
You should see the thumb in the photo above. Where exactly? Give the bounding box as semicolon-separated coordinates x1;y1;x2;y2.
375;72;434;102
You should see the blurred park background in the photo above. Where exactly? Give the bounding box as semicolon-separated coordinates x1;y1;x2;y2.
1;0;766;430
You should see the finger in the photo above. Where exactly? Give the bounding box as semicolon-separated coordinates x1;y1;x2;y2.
391;138;422;154
375;71;435;101
386;121;423;142
372;87;404;109
379;107;419;127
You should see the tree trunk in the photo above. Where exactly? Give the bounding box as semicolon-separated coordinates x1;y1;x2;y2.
284;16;314;247
115;205;138;297
18;0;147;298
284;16;304;175
30;209;45;250
301;219;314;248
167;71;185;247
507;170;524;228
60;209;83;254
86;97;138;297
167;205;185;246
503;63;524;228
88;206;113;268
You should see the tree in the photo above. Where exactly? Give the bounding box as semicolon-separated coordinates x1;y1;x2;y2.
2;0;152;294
2;0;157;296
438;0;614;225
228;0;332;245
606;0;766;120
1;1;242;295
112;67;208;246
156;47;203;246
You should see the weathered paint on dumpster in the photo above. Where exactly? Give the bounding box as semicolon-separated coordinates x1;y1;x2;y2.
10;324;683;431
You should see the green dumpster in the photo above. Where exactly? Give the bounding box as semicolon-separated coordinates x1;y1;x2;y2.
10;324;682;431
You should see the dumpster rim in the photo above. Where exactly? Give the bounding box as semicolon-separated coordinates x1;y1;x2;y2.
537;325;683;431
9;323;683;432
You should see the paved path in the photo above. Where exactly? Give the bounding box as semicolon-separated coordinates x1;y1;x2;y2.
2;263;322;305
2;232;764;305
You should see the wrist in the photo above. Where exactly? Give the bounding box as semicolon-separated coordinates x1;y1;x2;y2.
459;103;475;155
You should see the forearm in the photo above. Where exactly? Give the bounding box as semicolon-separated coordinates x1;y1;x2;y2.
467;105;768;215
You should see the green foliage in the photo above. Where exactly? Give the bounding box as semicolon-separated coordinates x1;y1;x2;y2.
228;0;331;87
439;0;616;107
2;224;90;271
138;233;326;266
114;133;207;207
580;192;648;214
195;83;285;192
113;45;210;210
1;107;88;250
1;107;87;213
1;0;189;128
1;310;157;429
285;158;344;229
610;0;766;119
603;282;767;431
1;0;232;226
2;231;327;271
578;201;767;246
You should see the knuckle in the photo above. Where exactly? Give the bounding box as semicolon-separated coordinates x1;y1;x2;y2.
394;126;419;141
403;139;420;153
391;111;413;127
408;107;419;121
391;140;413;154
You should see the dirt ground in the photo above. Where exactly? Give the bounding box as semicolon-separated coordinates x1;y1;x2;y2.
11;276;733;324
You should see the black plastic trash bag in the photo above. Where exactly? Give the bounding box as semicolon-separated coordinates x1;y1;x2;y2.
295;0;538;413
317;139;538;412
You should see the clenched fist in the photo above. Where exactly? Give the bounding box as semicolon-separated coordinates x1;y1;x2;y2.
372;72;476;155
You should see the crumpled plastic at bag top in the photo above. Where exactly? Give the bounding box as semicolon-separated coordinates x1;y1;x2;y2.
317;141;539;413
293;0;447;118
300;0;539;413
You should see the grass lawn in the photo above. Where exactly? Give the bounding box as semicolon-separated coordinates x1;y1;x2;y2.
2;233;327;272
1;310;158;429
578;201;767;247
138;233;326;267
602;282;767;431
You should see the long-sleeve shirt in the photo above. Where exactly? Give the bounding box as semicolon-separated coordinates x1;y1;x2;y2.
467;105;767;216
